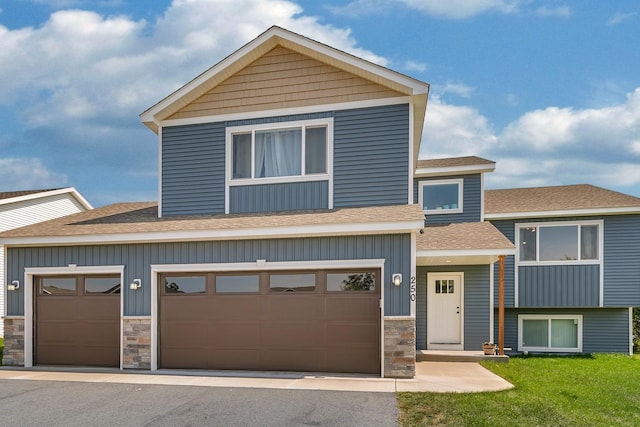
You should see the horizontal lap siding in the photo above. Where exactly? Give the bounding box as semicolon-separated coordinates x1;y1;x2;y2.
603;215;640;306
414;174;482;224
229;181;328;213
162;123;226;216
416;265;490;350
518;265;600;307
333;104;409;207
6;234;411;317
490;220;516;307
499;308;630;353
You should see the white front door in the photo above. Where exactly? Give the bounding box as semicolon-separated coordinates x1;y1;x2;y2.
427;273;463;350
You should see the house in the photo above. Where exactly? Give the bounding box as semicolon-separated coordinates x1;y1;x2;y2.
1;27;637;378
0;188;92;337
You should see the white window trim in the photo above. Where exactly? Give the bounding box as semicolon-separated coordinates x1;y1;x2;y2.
225;118;333;185
515;220;603;266
518;314;583;353
418;178;463;215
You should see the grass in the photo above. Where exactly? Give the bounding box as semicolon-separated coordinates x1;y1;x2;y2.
398;354;640;426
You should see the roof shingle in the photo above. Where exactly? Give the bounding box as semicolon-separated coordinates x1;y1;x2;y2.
416;222;514;252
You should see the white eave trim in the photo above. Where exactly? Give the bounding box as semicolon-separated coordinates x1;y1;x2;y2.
414;164;495;178
0;187;93;210
417;248;515;258
1;220;424;247
485;206;640;219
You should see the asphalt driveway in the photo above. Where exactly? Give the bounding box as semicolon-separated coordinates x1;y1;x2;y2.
0;379;398;427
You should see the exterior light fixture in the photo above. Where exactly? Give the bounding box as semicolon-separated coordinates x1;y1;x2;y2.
392;273;402;287
8;280;20;291
129;279;142;290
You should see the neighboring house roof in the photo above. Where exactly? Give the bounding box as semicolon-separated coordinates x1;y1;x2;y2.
416;221;514;265
0;187;92;210
415;156;496;177
139;25;429;165
485;184;640;219
0;202;425;246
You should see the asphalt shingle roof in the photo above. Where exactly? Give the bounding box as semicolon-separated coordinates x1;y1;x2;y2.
416;156;495;170
416;221;514;252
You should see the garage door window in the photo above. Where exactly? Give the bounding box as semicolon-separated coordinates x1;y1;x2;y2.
216;275;260;293
40;277;77;295
164;276;206;294
269;273;316;292
85;276;121;294
326;272;376;292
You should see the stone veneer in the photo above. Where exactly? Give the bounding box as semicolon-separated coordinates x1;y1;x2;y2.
2;317;25;366
384;316;416;378
122;317;151;369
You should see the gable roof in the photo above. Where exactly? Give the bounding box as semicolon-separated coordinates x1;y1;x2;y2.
0;187;93;210
0;202;425;246
140;26;429;163
485;184;640;219
417;221;514;252
415;156;496;177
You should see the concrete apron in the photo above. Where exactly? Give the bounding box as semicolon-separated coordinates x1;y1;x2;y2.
0;361;513;393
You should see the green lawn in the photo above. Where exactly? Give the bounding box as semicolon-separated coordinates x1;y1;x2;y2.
398;354;640;426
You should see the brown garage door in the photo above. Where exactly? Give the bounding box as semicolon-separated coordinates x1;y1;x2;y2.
160;269;380;374
35;275;120;367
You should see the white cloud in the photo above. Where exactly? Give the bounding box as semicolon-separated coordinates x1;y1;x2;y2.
535;6;571;17
438;81;474;98
0;158;68;191
402;60;428;73
607;11;637;26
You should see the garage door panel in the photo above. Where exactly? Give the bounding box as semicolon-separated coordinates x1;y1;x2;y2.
162;298;212;320
162;347;209;369
261;349;319;372
162;321;210;346
208;322;262;346
77;298;119;319
262;322;324;347
208;349;261;370
75;321;120;345
211;298;262;320
323;347;379;374
325;298;379;321
266;297;323;320
326;322;379;345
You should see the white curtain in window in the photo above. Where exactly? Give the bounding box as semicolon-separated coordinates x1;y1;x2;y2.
255;129;301;178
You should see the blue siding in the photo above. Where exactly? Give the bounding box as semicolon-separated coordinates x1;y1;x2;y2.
491;220;516;307
6;234;411;317
229;181;328;213
162;123;226;216
333;104;409;207
499;308;630;353
416;265;491;350
519;265;600;307
603;215;640;306
414;174;482;224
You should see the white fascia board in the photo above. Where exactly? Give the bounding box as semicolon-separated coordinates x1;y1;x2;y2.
0;187;92;210
416;248;515;258
414;164;495;178
160;97;411;129
1;220;424;247
151;258;386;273
485;206;640;220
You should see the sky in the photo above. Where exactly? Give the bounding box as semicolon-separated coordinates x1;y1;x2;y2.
0;0;639;207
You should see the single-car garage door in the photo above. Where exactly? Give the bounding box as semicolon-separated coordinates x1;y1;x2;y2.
160;269;380;374
35;275;120;367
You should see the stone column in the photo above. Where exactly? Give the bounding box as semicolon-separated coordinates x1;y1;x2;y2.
383;316;416;378
2;317;25;366
122;317;151;369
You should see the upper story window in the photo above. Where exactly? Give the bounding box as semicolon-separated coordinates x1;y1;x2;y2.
228;119;331;184
418;179;463;214
517;221;602;264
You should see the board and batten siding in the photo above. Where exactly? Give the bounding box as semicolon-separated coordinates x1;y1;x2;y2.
229;181;328;213
518;265;600;307
0;192;88;336
490;220;516;307
6;234;412;318
414;174;483;225
161;122;226;216
167;46;404;120
603;215;640;306
499;308;630;353
416;265;491;350
333;104;409;207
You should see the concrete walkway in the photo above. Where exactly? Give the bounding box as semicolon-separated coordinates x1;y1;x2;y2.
0;361;513;393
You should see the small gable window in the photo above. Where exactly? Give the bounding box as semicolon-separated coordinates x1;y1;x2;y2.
228;119;330;182
418;179;463;214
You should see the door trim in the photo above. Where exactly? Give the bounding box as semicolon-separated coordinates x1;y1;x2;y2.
426;272;464;350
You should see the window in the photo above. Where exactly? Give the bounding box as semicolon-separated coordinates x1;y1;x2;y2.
40;277;77;295
229;120;330;182
519;315;582;352
215;275;260;293
518;221;601;263
326;272;376;292
163;275;206;294
85;276;121;294
269;273;316;292
418;179;463;214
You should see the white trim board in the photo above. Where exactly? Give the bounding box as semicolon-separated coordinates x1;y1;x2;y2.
485;206;640;220
0;187;93;210
415;164;495;178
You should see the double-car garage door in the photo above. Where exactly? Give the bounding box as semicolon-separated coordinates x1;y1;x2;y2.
160;269;381;374
33;268;381;374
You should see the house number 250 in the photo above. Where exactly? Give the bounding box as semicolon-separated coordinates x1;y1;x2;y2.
410;276;416;301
